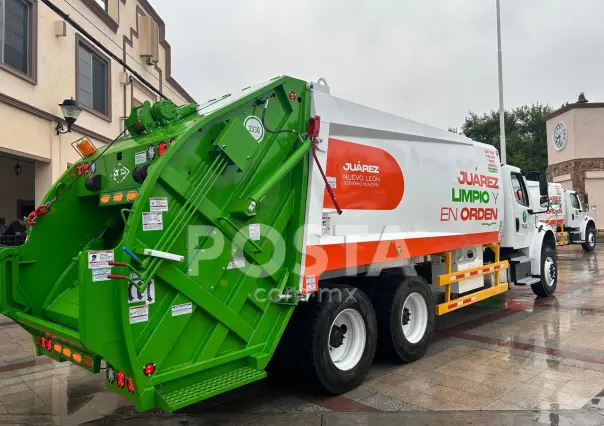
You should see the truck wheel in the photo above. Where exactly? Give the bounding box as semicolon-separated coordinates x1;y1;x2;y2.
295;284;377;394
375;277;435;363
531;245;557;297
582;227;596;252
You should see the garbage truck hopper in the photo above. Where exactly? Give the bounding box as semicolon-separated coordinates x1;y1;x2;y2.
0;77;312;411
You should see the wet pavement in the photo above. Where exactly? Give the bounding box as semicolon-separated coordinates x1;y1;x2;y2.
1;245;604;424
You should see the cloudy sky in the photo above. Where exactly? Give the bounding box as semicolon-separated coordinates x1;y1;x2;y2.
153;0;604;130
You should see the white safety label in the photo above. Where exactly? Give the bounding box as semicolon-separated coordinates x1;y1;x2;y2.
150;197;169;212
306;275;317;292
134;151;147;165
172;302;193;317
128;273;155;304
227;258;245;270
327;176;337;188
88;250;114;269
249;224;260;241
92;267;111;282
142;212;163;231
322;214;331;236
129;305;149;324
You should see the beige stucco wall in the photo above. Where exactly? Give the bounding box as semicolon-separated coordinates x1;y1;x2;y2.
0;0;193;214
548;107;604;164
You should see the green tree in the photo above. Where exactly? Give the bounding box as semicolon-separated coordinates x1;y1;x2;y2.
457;104;553;172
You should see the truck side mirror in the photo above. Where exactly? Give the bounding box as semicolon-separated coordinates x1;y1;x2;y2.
539;174;548;197
540;195;549;208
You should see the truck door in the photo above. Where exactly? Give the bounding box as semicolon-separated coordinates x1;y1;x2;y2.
510;172;531;247
565;191;582;230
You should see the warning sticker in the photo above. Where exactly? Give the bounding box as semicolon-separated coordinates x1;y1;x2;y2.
129;305;149;324
172;302;193;317
142;212;163;231
227;258;245;270
327;176;337;189
92;267;111;282
305;275;317;292
128;274;155;304
134;151;147;165
88;250;114;269
150;197;169;212
249;224;260;241
322;214;331;235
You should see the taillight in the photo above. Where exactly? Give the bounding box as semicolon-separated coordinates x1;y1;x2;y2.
289;91;296;101
116;371;125;388
83;162;89;174
107;366;115;384
72;353;82;363
143;363;156;376
53;343;62;353
158;142;167;157
83;357;93;368
127;377;135;394
76;164;83;176
45;339;52;352
40;336;46;349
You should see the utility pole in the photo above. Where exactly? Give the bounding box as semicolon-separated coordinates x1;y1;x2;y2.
496;0;506;164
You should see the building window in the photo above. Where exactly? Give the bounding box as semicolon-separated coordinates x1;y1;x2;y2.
94;0;107;11
0;0;32;76
76;37;111;119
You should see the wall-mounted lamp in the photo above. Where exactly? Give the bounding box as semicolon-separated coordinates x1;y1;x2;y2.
14;163;22;176
56;98;83;135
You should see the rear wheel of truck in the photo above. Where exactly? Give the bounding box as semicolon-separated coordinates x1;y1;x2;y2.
531;245;557;297
582;227;596;252
293;284;377;394
375;277;435;363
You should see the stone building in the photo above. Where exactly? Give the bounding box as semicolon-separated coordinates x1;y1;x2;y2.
546;93;604;227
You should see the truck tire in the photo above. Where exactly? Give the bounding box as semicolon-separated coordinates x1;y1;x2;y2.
375;277;435;363
289;284;377;394
531;245;557;297
582;227;596;252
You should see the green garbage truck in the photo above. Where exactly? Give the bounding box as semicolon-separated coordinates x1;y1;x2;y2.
0;76;557;411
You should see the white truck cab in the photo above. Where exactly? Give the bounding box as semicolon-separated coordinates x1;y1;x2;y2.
499;168;557;291
526;178;596;252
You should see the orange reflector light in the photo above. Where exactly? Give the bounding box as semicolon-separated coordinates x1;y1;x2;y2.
54;343;62;353
113;193;123;202
72;353;82;363
126;191;137;201
83;357;93;368
76;139;97;157
100;195;110;204
62;348;72;357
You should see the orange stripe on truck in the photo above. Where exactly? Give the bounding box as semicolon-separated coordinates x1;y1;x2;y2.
304;231;499;280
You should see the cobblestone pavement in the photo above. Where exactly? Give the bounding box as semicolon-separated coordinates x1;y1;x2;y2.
0;245;603;424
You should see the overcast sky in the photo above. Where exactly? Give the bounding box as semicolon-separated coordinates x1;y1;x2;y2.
152;0;604;130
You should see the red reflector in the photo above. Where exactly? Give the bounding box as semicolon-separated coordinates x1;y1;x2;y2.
116;371;125;388
158;142;167;157
127;377;135;394
40;336;46;349
76;164;83;176
46;339;52;351
288;91;296;101
143;363;156;376
83;162;89;174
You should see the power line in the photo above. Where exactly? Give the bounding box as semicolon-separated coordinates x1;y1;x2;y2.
40;0;169;101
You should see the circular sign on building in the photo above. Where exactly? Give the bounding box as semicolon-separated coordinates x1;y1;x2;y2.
553;122;567;151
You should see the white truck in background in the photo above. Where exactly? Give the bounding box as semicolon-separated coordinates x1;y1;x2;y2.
526;177;596;252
